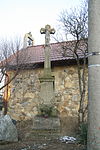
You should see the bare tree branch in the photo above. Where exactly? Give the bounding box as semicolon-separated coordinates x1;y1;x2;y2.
0;37;23;114
57;0;88;124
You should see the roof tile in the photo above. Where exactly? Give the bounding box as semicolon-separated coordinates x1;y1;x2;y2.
1;41;87;67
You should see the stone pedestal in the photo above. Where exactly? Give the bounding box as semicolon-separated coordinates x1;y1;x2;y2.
39;76;55;105
32;116;60;139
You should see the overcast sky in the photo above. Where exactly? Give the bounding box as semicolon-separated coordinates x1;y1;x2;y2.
0;0;82;45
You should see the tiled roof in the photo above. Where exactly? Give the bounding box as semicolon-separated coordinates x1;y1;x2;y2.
1;40;87;68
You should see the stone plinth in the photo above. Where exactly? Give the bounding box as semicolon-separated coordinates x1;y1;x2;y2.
39;76;55;105
32;116;60;139
33;116;60;130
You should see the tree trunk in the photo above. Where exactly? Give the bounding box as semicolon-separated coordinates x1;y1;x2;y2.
87;0;100;149
3;101;8;115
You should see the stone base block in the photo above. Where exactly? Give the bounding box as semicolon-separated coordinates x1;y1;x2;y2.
32;116;60;139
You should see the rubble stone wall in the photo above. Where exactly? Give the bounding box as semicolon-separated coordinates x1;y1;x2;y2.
8;65;88;135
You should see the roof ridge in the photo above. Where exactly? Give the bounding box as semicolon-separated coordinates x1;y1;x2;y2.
27;40;75;48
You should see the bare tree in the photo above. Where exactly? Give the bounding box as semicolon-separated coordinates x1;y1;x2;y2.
0;34;37;115
57;0;88;124
0;37;23;115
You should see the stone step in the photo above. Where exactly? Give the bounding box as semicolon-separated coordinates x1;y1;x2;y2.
24;129;60;140
31;116;61;139
29;130;60;140
32;129;60;135
33;116;60;130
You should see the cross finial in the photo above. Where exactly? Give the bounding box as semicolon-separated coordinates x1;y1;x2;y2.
23;32;34;48
40;25;55;45
40;25;55;76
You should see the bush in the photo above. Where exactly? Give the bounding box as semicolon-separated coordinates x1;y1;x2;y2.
38;104;58;117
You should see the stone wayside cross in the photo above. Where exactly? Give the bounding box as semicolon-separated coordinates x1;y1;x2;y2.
39;25;55;105
35;25;60;133
40;25;55;76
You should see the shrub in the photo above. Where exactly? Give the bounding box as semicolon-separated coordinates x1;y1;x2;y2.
38;104;58;117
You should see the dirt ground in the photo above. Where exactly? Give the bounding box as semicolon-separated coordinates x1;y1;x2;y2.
0;120;86;150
